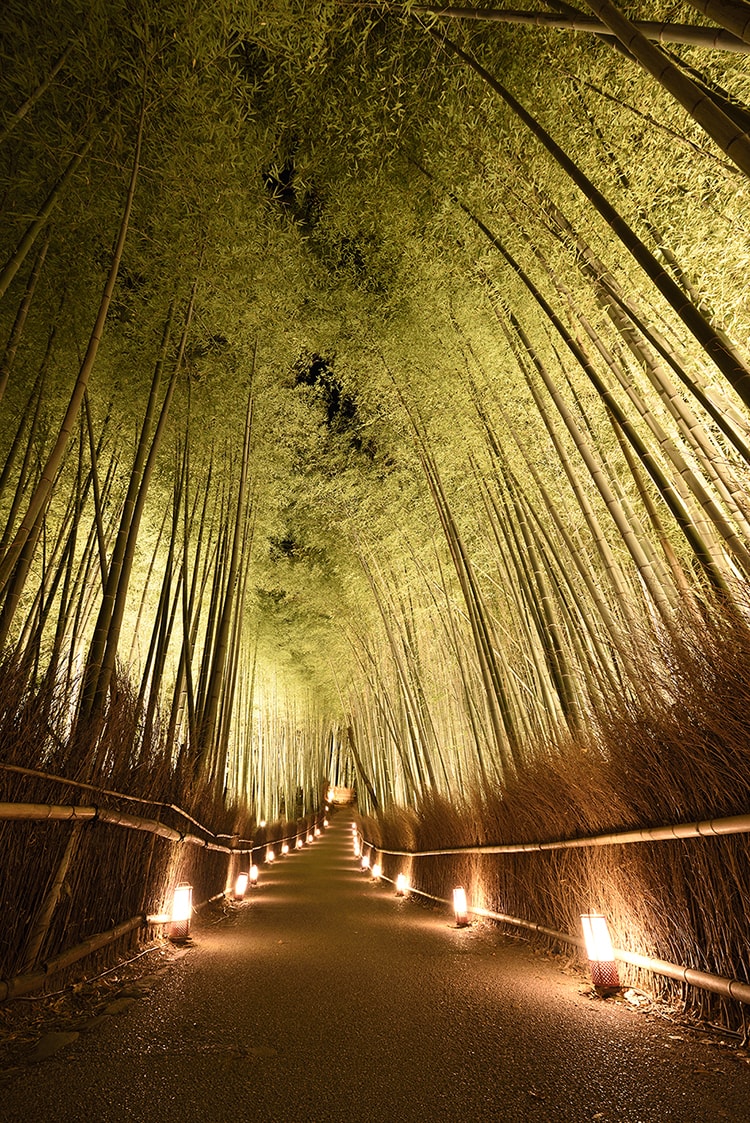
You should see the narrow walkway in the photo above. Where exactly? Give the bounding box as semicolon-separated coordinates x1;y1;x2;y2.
4;814;750;1122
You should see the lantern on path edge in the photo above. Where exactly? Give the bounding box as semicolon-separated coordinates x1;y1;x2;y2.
453;886;469;927
581;913;620;988
169;884;193;941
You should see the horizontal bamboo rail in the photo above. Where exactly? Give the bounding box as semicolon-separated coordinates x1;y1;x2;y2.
387;873;750;1005
0;801;254;854
0;915;145;1001
0;818;328;999
364;839;750;1007
361;810;750;858
0;883;240;1001
0;762;254;846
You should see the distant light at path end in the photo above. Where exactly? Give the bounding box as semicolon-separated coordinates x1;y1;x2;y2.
453;886;469;927
395;873;409;897
581;913;620;988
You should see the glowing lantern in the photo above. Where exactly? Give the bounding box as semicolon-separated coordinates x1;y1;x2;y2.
581;913;620;988
353;838;361;857
326;788;334;802
361;853;371;871
314;827;321;837
323;818;329;827
250;864;259;886
281;842;289;855
307;833;314;844
372;862;382;880
234;872;249;900
395;873;408;897
259;820;266;828
266;849;275;863
296;838;303;850
351;823;357;833
169;884;193;940
453;886;469;927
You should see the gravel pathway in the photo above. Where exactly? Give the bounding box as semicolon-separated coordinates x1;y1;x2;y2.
3;813;750;1122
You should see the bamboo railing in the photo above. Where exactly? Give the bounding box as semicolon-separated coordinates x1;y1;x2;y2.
358;809;750;1008
0;789;323;999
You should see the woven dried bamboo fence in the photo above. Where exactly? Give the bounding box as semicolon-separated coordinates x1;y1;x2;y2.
358;809;750;1020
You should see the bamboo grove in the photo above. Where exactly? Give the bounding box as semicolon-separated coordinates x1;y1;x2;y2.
2;0;750;1009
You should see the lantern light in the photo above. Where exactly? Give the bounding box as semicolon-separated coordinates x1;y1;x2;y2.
314;827;321;837
169;883;193;941
371;862;382;880
281;842;289;855
259;820;266;828
581;913;620;988
351;823;357;833
323;818;329;827
296;838;303;850
453;886;469;927
266;849;275;863
353;838;361;857
361;853;371;871
234;872;249;900
307;833;314;844
395;873;409;897
250;864;259;886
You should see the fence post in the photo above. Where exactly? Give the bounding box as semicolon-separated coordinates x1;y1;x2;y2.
19;820;84;973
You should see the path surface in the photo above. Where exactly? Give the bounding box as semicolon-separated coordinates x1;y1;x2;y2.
3;812;750;1122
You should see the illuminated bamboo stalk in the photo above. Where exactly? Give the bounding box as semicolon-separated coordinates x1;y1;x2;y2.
0;93;145;595
0;233;50;404
407;4;749;51
0;31;85;146
427;33;750;409
197;367;254;775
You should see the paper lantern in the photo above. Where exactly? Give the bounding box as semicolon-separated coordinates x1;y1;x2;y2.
453;886;469;927
169;884;193;940
581;913;620;988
